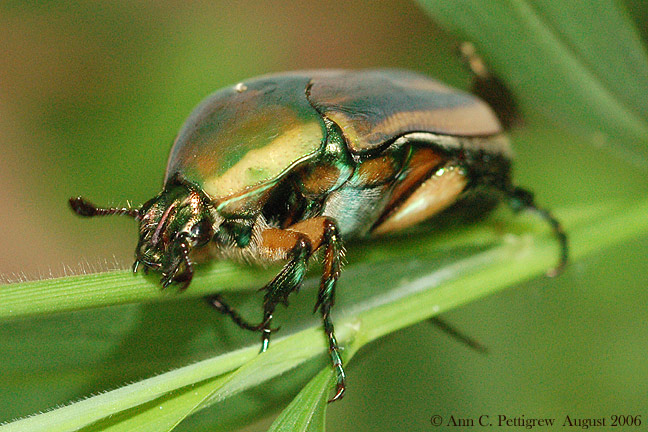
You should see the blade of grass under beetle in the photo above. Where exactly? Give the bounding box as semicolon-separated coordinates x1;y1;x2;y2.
2;200;648;431
416;0;648;165
0;260;277;320
0;201;610;322
0;323;358;432
266;368;334;432
79;372;237;432
266;342;361;432
0;345;258;432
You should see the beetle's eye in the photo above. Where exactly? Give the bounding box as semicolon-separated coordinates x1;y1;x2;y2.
190;218;212;247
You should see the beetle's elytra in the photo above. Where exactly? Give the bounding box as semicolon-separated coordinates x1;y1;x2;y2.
70;69;567;402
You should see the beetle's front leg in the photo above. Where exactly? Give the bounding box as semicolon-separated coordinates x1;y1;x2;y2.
261;217;346;402
258;228;312;352
159;239;193;290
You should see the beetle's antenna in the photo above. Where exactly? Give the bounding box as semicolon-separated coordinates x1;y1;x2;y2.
69;196;140;219
508;187;568;277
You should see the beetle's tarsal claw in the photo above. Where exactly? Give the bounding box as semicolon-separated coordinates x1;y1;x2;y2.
160;273;174;289
260;329;271;353
328;381;346;403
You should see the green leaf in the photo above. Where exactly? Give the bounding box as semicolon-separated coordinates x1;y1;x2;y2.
416;0;648;165
2;198;648;431
3;2;648;431
0;346;256;432
266;368;333;432
0;260;277;320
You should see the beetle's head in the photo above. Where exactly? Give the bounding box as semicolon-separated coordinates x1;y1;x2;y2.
135;181;220;286
69;176;221;289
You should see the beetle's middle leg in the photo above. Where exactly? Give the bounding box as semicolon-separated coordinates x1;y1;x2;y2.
297;217;346;402
205;294;272;332
258;217;347;401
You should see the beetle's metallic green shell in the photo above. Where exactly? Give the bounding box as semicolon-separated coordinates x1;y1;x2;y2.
165;69;504;200
165;74;326;199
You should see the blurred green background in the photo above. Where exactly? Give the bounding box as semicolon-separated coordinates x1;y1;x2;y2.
1;1;648;431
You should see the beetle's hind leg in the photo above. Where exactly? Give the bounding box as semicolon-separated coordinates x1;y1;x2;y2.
460;41;520;129
506;186;568;276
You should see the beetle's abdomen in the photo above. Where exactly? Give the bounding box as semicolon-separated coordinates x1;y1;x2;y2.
320;136;511;239
319;143;453;237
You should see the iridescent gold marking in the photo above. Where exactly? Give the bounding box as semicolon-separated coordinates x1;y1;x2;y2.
331;104;502;153
372;165;467;235
204;122;323;198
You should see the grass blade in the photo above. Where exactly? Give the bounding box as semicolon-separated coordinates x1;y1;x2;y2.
2;199;647;431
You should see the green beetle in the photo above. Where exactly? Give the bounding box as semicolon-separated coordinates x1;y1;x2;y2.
70;69;567;402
